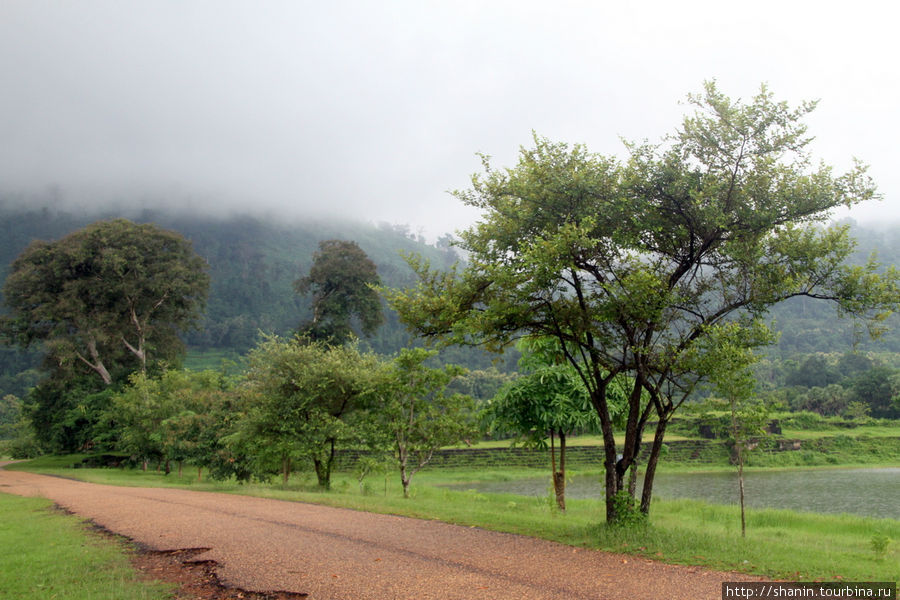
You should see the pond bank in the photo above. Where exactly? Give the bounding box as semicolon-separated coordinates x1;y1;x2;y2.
335;435;900;470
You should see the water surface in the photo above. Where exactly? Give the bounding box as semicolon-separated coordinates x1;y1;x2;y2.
447;467;900;519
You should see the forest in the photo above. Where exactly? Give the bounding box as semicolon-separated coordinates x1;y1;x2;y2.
1;202;897;397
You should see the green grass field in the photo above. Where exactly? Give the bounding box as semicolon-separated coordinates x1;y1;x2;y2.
0;492;174;600
9;458;898;583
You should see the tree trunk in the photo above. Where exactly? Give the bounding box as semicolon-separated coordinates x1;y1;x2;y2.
602;378;648;523
639;417;669;515
399;443;411;498
313;439;336;489
592;385;621;523
78;338;112;385
627;457;638;498
177;461;183;478
551;430;566;511
738;442;746;537
142;459;148;472
282;455;291;486
197;466;203;482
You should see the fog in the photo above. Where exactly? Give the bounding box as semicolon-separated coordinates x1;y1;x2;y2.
2;1;898;238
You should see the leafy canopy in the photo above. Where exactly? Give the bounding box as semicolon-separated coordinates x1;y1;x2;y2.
1;218;209;385
387;82;900;521
295;239;384;343
369;347;476;497
236;335;379;487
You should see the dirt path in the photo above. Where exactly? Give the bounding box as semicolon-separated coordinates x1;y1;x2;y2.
0;465;764;599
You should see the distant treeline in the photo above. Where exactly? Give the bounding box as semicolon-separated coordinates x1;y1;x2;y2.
0;200;898;400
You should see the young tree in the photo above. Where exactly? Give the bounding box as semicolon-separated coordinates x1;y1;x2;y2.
2;219;209;385
295;240;384;343
110;372;179;471
696;322;771;537
239;336;377;488
369;348;476;498
488;337;625;511
386;83;900;523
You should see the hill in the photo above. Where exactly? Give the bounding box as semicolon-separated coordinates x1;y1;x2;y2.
0;200;503;397
0;200;898;398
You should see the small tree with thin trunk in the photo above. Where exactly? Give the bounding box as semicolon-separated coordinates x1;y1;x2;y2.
695;322;772;537
370;348;476;498
488;337;626;511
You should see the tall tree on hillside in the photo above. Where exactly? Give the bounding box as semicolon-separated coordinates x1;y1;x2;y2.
1;218;209;385
386;82;900;523
295;240;384;344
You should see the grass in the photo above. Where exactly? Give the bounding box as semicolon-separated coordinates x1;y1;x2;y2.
182;348;245;372
780;426;900;439
473;433;695;448
0;492;174;600
9;458;899;583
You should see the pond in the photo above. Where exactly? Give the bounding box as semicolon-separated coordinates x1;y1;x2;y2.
446;467;900;519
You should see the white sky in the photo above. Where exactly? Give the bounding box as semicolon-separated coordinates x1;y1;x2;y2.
1;1;898;238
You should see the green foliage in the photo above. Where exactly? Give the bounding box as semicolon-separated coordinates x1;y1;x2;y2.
1;218;209;386
236;335;379;488
488;337;629;446
870;534;891;559
0;393;21;438
106;368;239;473
20;376;117;453
609;490;648;527
0;394;43;457
785;354;842;388
387;82;900;523
368;347;477;497
295;239;384;343
847;365;900;418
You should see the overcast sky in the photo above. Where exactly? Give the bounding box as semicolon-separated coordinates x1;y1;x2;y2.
1;1;898;239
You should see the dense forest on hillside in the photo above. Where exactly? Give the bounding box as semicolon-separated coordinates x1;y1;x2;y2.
0;201;503;398
1;201;899;400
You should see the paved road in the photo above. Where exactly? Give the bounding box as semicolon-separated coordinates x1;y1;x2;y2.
0;465;762;599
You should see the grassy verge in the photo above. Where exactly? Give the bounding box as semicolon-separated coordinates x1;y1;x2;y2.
0;492;174;600
9;458;898;582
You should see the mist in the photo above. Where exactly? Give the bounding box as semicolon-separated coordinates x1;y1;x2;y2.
2;1;898;239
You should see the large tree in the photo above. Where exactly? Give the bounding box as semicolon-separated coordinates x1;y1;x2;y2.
295;239;384;343
387;82;900;523
1;218;209;385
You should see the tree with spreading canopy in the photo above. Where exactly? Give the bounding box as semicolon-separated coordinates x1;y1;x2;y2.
236;335;378;488
1;218;209;385
386;82;900;523
295;239;384;344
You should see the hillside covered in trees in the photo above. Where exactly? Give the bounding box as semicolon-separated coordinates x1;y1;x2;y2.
0;200;899;401
0;200;497;398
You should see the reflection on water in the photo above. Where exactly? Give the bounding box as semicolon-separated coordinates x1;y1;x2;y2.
447;468;900;519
